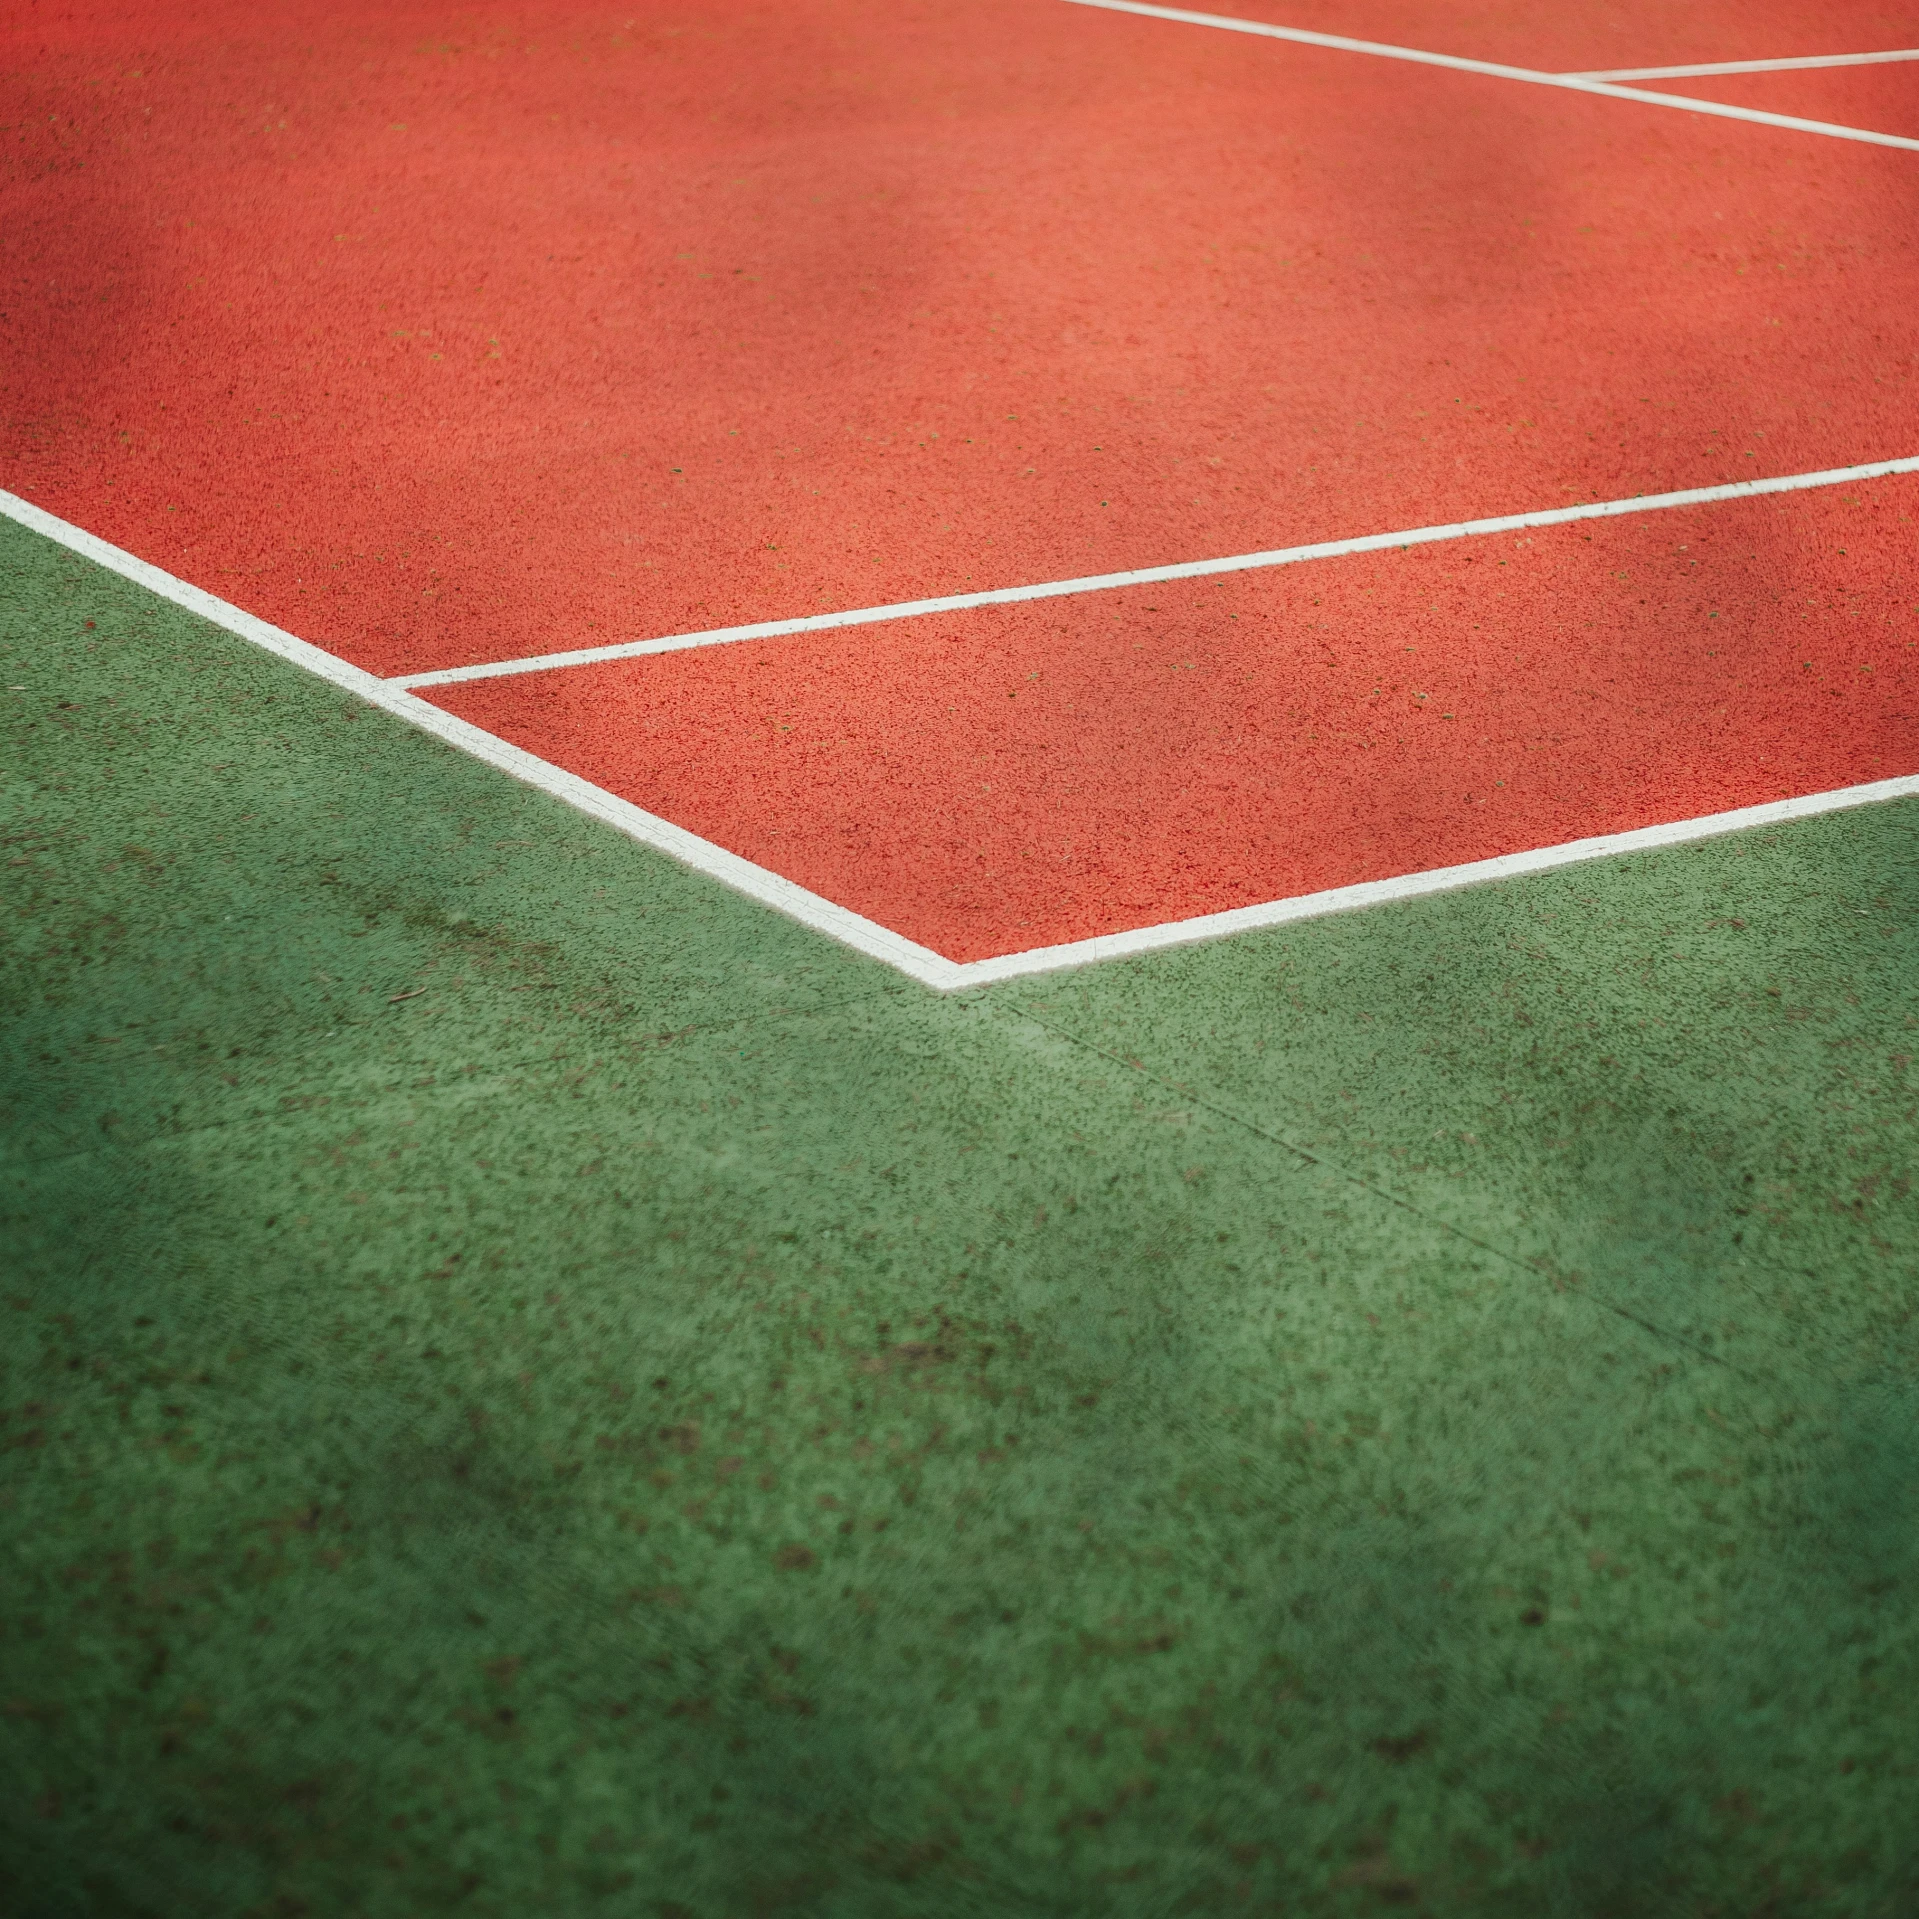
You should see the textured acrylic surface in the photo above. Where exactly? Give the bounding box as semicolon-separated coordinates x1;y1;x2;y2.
432;478;1919;958
4;0;1917;681
6;506;1919;1915
7;0;1918;971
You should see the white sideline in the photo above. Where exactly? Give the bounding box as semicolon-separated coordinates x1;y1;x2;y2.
0;487;963;987
393;458;1919;688
1576;51;1919;81
1056;0;1919;153
7;482;1918;992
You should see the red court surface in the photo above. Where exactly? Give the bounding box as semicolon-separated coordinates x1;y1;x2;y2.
429;480;1918;959
5;0;1918;966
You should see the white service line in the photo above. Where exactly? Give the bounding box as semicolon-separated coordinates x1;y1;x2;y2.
1056;0;1919;152
393;456;1919;689
1575;50;1919;81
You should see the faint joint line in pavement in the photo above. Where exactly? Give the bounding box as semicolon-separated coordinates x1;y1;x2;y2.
1009;999;1745;1377
5;989;907;1176
1055;0;1919;154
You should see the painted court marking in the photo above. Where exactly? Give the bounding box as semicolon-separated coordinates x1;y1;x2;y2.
1575;51;1919;82
392;458;1919;689
1058;0;1919;153
0;488;954;984
9;478;1918;991
951;775;1919;987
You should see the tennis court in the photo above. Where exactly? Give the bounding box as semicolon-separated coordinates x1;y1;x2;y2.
4;2;1917;1912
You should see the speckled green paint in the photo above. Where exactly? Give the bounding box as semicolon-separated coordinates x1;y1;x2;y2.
3;515;1917;1917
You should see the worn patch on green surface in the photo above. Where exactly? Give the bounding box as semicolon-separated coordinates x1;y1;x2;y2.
4;517;1917;1915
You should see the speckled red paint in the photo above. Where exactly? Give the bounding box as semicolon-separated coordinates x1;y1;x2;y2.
5;0;1916;960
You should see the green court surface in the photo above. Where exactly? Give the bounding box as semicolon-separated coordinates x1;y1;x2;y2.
4;509;1918;1919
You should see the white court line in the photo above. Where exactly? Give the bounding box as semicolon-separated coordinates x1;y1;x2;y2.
957;775;1919;986
1056;0;1919;153
0;487;966;989
7;478;1918;991
1576;50;1919;81
394;458;1919;689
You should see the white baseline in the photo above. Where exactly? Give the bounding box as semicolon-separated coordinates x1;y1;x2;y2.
1055;0;1919;153
395;458;1919;689
956;775;1919;987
